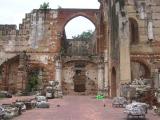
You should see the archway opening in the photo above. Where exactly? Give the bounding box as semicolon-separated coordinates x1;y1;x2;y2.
61;16;96;56
111;67;117;97
65;16;95;39
131;61;150;80
129;18;139;44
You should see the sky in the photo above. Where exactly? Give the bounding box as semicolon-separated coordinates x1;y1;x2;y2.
0;0;100;38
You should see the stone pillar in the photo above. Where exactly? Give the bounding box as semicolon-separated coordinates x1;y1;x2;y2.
17;71;27;91
55;59;63;97
154;69;160;89
104;50;109;96
148;21;154;41
97;63;104;95
55;59;62;88
17;51;27;92
119;14;131;84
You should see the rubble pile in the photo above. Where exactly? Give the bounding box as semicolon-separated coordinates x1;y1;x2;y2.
120;78;153;102
16;99;35;110
45;81;63;99
35;96;49;108
124;102;148;119
1;104;19;119
0;97;36;119
0;80;63;119
0;91;12;98
0;95;51;119
130;78;151;93
112;97;128;107
0;106;5;119
153;105;160;116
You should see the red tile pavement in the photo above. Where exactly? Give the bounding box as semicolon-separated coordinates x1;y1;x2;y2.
1;96;160;120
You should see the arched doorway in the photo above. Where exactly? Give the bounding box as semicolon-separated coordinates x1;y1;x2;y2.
58;9;99;95
111;67;117;97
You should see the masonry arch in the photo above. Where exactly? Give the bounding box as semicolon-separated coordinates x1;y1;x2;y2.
129;18;139;44
58;9;99;31
64;16;96;39
131;60;151;80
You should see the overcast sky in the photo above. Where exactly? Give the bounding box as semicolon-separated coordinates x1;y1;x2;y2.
0;0;100;38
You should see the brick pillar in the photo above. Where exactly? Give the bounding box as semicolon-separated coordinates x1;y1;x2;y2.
97;62;105;95
2;64;9;91
17;51;28;92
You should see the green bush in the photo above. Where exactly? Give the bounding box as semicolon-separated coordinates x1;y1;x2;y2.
27;72;39;92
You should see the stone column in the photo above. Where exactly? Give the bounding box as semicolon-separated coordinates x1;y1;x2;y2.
97;63;104;95
148;21;154;41
55;59;63;97
154;69;160;89
55;59;62;89
104;50;109;96
119;14;131;84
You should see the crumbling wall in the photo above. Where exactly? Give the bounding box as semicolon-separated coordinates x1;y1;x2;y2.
0;9;60;92
127;0;160;83
62;62;98;95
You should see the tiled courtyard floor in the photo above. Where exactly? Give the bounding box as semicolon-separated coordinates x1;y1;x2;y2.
1;96;160;120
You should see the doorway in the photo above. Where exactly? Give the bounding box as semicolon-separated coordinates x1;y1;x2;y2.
73;69;86;92
111;67;117;97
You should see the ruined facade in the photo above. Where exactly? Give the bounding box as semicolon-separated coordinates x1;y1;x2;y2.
0;8;106;95
100;0;160;97
0;0;160;97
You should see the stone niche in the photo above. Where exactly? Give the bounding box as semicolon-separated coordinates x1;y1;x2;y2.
62;61;98;95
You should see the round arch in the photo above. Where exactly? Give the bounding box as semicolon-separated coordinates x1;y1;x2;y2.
57;9;99;31
64;15;96;39
131;60;151;80
63;14;97;30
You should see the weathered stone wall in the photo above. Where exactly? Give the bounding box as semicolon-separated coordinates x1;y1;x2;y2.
0;9;60;92
100;0;160;97
127;0;160;82
0;8;101;94
62;62;98;95
0;56;19;93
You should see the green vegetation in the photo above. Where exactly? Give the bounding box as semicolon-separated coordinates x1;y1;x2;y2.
96;95;105;100
39;2;50;10
27;71;39;92
0;94;4;99
72;30;94;41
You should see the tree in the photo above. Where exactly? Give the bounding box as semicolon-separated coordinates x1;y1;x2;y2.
72;30;94;41
40;2;50;10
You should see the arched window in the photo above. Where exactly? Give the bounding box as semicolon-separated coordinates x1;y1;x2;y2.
129;18;139;44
